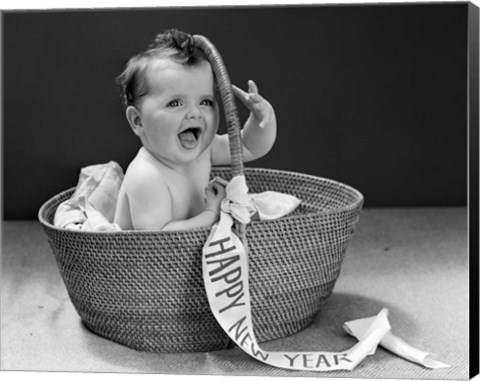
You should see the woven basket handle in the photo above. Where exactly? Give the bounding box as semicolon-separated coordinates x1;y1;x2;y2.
193;35;248;241
193;35;245;178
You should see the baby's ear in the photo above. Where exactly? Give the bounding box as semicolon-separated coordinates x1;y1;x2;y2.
126;106;143;136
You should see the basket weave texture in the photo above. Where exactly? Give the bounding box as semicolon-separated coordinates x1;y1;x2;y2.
38;35;364;353
39;167;363;352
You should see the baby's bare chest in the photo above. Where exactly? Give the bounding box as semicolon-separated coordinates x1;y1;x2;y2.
168;164;211;219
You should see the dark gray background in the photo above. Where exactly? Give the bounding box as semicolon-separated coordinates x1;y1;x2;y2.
3;3;469;219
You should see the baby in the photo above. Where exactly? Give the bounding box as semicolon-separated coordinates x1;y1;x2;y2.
114;30;276;231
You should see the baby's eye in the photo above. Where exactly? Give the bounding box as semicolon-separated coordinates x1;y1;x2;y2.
200;99;215;107
167;99;183;107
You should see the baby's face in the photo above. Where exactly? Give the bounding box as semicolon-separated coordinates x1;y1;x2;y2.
135;59;219;166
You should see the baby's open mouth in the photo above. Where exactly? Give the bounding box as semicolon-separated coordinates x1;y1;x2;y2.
178;127;201;149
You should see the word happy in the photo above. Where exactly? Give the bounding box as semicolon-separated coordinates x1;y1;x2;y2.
205;236;246;314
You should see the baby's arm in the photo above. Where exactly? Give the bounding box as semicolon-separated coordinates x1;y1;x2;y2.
123;166;172;230
125;167;225;231
211;80;277;165
162;181;225;231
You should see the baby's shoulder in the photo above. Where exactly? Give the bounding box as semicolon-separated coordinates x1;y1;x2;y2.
124;153;167;189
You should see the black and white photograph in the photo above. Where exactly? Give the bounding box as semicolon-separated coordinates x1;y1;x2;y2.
1;1;478;380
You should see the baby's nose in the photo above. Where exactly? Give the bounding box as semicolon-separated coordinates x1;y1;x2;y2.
185;105;202;119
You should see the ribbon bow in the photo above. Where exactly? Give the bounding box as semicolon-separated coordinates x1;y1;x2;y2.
215;175;301;224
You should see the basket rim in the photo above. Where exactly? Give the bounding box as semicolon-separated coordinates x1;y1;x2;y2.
38;166;364;236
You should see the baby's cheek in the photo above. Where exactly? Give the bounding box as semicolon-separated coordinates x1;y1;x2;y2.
214;109;220;128
206;109;219;131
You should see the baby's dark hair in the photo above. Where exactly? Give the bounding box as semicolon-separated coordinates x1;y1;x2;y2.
117;29;208;108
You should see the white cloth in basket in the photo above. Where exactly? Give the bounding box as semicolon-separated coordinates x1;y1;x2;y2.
54;164;301;232
54;161;123;232
218;175;301;224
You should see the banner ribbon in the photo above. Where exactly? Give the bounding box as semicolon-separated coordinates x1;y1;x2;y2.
202;176;450;371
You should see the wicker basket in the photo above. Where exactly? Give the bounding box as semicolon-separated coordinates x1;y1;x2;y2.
38;35;364;353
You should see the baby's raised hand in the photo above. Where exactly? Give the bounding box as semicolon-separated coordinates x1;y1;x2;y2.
232;80;274;129
205;180;226;218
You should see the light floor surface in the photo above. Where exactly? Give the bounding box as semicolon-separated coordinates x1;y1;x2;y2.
1;207;471;379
